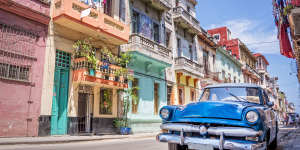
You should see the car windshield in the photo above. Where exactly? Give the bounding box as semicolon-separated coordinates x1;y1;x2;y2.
199;87;261;104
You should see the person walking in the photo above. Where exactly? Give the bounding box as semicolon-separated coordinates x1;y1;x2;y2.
284;114;289;126
295;114;299;128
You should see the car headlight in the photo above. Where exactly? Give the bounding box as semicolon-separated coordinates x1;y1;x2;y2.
160;108;170;120
246;111;259;123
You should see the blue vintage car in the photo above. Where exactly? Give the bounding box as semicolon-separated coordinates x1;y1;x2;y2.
157;84;278;150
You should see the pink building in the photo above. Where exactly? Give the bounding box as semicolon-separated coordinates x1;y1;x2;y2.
0;0;50;137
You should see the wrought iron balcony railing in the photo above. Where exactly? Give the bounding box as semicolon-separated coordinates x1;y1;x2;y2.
72;57;129;88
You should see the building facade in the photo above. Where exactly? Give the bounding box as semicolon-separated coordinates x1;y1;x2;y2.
0;0;50;137
172;0;203;105
120;0;173;133
215;47;243;83
198;31;220;87
39;0;130;136
208;26;261;84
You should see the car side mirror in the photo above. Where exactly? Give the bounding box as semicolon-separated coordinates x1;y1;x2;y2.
267;101;274;107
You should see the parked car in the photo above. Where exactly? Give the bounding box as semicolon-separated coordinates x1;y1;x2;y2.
287;113;299;127
157;84;278;150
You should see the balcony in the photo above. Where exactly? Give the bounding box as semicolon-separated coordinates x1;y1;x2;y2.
120;34;172;64
140;0;172;11
53;0;130;45
172;6;201;34
204;70;220;82
242;64;261;80
174;57;203;77
72;57;128;88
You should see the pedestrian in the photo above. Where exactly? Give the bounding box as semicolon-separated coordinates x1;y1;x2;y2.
296;114;299;128
285;114;289;126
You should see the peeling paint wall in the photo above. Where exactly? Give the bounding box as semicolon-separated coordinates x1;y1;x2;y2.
0;6;49;137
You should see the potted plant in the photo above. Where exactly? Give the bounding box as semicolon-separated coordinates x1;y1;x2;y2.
114;86;139;135
73;39;98;76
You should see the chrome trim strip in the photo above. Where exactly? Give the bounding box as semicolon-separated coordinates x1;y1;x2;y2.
157;133;266;150
161;123;262;137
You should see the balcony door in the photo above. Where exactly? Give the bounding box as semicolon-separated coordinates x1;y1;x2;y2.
104;0;112;17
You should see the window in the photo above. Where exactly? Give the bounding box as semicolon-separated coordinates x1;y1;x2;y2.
189;45;193;61
104;0;112;16
228;73;231;82
100;88;113;115
153;23;160;43
154;83;160;115
212;54;216;71
191;90;195;102
132;10;139;33
178;88;184;105
0;63;30;81
132;78;139;114
167;85;172;105
213;34;220;42
166;32;171;48
119;0;126;22
222;70;225;80
177;38;181;57
203;50;209;74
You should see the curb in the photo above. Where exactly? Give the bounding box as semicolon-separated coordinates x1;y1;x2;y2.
0;134;157;146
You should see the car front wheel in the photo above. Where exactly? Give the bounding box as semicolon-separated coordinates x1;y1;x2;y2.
269;132;278;149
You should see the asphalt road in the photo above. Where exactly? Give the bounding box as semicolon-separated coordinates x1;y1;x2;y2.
0;128;296;150
0;137;167;150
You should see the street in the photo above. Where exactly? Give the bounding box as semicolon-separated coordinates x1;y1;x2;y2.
0;137;167;150
0;127;299;150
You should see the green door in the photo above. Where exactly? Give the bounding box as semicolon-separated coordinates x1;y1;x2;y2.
51;50;71;135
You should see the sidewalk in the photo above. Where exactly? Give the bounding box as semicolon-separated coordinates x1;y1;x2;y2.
0;133;158;146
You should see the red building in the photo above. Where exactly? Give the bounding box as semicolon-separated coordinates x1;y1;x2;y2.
208;27;261;84
0;0;50;137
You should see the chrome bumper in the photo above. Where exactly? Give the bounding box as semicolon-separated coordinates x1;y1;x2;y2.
158;123;265;150
161;123;263;137
157;133;266;150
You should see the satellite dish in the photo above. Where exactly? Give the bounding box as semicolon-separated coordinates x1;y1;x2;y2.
80;8;91;18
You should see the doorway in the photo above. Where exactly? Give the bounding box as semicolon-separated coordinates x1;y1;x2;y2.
154;83;159;115
51;50;70;135
78;92;94;133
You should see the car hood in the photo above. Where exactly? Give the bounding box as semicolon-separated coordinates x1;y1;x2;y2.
175;101;256;120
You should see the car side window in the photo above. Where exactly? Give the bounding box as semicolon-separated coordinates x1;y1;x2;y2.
263;91;269;106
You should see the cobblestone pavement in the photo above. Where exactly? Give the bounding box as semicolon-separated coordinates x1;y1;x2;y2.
277;127;300;150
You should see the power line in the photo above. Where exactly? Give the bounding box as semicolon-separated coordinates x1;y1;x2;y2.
244;41;278;46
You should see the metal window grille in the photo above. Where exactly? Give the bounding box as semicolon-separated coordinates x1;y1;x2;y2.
0;22;37;82
0;63;30;81
55;50;71;69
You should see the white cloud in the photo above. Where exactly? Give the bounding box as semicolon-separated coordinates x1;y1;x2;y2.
207;19;280;54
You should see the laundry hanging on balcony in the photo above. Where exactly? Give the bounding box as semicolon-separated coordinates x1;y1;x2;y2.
273;0;295;58
279;23;295;58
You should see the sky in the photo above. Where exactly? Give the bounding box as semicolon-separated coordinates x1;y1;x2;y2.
196;0;300;113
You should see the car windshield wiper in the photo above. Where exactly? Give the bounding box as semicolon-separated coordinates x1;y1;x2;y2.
228;92;248;102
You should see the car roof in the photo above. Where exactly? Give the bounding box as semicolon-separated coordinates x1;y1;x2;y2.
205;83;261;89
